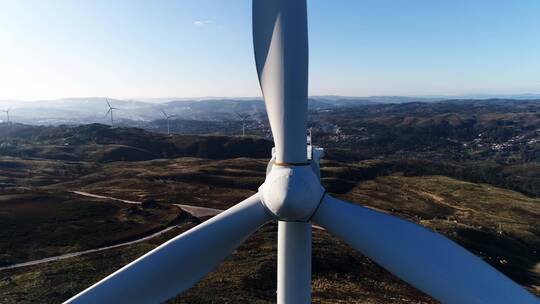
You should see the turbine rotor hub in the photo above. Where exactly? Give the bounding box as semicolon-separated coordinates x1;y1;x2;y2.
259;164;325;221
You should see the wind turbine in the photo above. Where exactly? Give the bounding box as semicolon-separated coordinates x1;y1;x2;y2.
236;113;250;136
161;109;175;135
1;109;10;124
66;1;538;303
105;99;119;127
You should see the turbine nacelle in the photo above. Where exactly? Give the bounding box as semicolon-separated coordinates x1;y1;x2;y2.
259;164;324;221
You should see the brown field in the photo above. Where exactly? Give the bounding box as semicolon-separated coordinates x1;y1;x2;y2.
0;154;538;303
0;190;182;267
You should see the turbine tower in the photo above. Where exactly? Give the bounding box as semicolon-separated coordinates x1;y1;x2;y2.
161;109;175;135
65;1;539;303
1;109;10;124
236;113;250;136
105;99;119;127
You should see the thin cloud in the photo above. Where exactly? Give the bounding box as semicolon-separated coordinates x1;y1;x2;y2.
193;20;214;27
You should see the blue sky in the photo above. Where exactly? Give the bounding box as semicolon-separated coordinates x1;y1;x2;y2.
0;0;539;100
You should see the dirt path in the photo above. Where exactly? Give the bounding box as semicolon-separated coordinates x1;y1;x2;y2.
70;191;141;205
72;191;223;218
175;204;222;217
409;189;477;213
72;191;324;229
0;192;220;271
0;191;324;271
0;226;178;271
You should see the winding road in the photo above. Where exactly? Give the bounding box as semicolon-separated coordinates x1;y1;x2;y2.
71;191;224;218
0;191;224;272
1;191;322;271
0;226;178;271
71;191;141;205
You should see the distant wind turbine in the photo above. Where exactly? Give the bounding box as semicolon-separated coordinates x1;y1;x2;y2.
236;113;250;136
1;109;10;124
161;109;175;135
105;99;119;127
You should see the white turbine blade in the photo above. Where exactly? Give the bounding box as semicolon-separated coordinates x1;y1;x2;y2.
65;194;272;304
104;109;111;117
106;98;111;108
253;0;309;163
312;195;538;304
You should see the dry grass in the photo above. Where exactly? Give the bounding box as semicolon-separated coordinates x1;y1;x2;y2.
0;156;538;302
0;190;181;266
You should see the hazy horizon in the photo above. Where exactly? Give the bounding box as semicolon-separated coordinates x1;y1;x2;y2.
2;93;540;104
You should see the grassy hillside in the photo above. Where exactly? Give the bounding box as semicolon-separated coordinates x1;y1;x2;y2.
0;123;273;162
0;157;538;303
340;175;540;287
0;119;538;303
0;190;182;267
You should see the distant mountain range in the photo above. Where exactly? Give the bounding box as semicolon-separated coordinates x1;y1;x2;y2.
0;95;539;125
